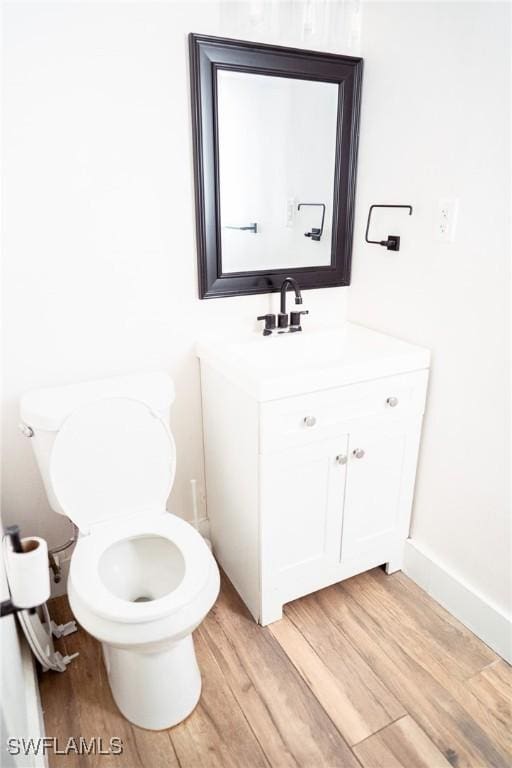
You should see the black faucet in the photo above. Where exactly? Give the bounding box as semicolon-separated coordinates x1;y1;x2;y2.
278;277;307;330
280;277;302;313
256;277;308;336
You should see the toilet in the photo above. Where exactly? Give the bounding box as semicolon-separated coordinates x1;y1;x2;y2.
20;372;220;730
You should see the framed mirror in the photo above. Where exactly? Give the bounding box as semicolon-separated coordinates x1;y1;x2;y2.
189;34;363;299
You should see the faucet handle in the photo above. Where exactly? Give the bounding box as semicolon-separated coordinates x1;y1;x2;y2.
257;314;276;336
290;310;309;327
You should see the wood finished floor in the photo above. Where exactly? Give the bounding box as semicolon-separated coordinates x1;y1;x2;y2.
38;568;511;768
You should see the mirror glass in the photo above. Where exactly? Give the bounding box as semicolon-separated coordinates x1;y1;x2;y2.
217;70;339;274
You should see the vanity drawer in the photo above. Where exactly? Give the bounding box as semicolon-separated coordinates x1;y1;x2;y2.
259;370;429;453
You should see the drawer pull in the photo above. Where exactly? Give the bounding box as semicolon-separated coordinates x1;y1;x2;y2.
303;416;317;427
335;454;348;465
352;448;365;459
386;396;399;407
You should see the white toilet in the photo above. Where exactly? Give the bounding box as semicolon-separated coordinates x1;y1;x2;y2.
20;372;220;730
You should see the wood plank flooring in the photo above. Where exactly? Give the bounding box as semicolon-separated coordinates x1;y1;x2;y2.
38;568;511;768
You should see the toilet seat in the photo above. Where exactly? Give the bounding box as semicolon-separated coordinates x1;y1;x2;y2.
70;512;213;624
50;397;212;624
49;397;176;534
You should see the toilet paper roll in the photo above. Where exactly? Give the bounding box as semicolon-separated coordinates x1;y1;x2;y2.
5;537;50;609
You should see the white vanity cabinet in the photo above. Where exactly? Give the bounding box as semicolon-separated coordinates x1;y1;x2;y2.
198;324;430;625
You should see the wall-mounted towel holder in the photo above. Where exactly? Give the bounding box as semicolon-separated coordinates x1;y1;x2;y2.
365;204;413;251
224;222;258;233
298;203;326;241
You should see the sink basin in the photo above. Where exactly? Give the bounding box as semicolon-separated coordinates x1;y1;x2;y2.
197;323;430;401
227;328;351;370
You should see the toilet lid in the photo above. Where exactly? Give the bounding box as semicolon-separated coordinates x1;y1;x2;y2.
50;398;176;532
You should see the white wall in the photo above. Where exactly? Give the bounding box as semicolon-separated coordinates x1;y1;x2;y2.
1;1;357;591
350;1;511;617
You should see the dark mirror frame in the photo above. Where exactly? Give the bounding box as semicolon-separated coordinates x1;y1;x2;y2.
189;33;363;299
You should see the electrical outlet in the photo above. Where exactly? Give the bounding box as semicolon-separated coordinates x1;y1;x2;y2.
286;198;296;228
436;198;459;242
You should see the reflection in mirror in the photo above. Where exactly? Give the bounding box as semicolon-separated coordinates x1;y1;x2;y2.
217;70;339;274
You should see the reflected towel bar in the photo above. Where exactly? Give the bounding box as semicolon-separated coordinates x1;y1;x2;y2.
224;223;258;233
298;203;326;242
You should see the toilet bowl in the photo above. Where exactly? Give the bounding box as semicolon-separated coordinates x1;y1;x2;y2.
69;513;219;729
20;373;220;730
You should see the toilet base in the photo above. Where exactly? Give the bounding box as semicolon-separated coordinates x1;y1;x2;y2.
103;634;202;730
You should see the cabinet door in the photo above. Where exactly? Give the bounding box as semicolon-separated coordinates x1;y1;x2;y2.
260;436;348;604
341;426;407;560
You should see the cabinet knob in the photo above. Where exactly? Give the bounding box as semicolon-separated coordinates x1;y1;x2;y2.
352;448;365;459
303;416;317;427
386;396;399;407
335;454;347;465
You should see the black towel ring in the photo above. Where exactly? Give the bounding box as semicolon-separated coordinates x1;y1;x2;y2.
298;203;326;242
365;204;413;251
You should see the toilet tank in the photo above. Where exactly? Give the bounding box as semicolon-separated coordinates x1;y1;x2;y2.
20;372;175;517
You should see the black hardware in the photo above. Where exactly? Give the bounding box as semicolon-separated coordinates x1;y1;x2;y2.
280;277;303;315
276;277;305;332
257;313;276;336
190;34;363;298
298;203;326;241
290;310;309;329
225;222;258;233
258;280;308;335
1;526;37;619
0;600;36;617
365;204;413;251
5;525;22;553
1;601;21;618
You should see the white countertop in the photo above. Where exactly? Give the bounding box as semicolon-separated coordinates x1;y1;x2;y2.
197;322;430;401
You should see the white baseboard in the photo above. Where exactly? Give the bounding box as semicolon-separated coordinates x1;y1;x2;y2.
403;539;512;664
